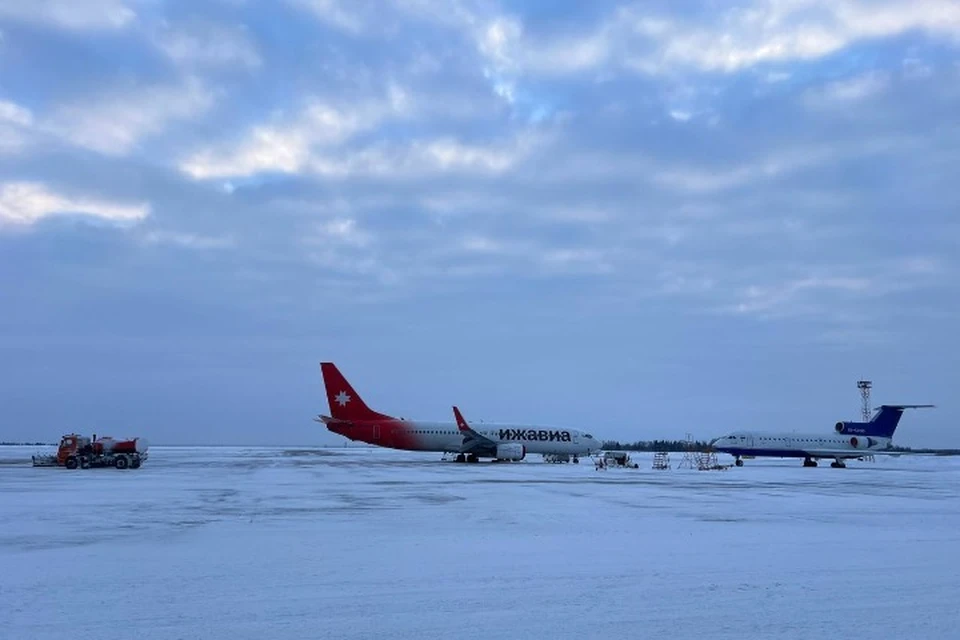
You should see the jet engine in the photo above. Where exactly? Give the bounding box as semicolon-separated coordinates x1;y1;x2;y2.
847;436;875;449
495;443;525;461
835;421;865;435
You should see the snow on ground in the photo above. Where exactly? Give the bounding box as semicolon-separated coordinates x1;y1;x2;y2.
2;445;959;639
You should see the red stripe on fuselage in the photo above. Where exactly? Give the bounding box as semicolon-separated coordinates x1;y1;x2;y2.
326;418;422;450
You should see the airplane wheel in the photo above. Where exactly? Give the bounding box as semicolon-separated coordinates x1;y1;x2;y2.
573;457;579;464
735;459;743;467
455;454;466;463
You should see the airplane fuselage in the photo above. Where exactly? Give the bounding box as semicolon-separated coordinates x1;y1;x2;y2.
324;418;600;457
712;431;892;460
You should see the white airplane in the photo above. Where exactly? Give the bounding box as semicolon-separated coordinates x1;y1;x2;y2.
710;404;934;468
315;362;603;463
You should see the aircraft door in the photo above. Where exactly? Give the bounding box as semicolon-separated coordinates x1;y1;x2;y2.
784;436;793;450
372;424;380;443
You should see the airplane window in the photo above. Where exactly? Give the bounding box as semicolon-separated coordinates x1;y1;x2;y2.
584;433;593;438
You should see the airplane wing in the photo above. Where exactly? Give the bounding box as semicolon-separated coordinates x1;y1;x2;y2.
453;406;498;456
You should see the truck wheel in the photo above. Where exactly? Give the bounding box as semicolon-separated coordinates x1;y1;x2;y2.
115;455;129;470
131;458;141;469
65;456;78;470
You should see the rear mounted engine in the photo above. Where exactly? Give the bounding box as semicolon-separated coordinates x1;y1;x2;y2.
495;443;525;461
847;436;874;449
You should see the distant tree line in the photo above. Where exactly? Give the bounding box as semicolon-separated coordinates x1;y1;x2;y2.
602;439;713;452
0;442;53;446
886;445;960;455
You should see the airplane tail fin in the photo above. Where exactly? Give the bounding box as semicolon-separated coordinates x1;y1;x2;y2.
835;404;934;438
319;362;394;422
453;406;471;433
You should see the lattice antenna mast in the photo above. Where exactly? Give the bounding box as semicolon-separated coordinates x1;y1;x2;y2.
678;432;697;469
857;379;872;422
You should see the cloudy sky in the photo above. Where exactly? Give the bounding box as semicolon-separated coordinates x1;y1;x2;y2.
2;0;958;447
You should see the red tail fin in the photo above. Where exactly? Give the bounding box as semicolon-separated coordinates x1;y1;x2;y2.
453;406;471;432
320;362;393;421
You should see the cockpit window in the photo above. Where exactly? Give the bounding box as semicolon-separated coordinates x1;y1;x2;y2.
584;433;593;438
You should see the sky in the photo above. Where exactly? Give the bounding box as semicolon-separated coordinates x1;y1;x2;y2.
1;0;958;448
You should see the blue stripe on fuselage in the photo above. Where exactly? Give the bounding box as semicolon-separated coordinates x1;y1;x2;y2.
715;447;816;459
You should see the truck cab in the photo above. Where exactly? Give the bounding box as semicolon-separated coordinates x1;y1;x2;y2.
56;434;93;466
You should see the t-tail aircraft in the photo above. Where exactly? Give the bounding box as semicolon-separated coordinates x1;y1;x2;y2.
709;404;934;468
315;362;602;463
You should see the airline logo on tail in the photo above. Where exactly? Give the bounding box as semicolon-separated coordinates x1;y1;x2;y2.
320;362;393;422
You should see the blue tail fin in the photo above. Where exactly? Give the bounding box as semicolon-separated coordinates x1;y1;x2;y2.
835;404;934;438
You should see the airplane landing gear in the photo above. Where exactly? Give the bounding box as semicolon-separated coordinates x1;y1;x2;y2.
735;457;743;467
830;460;846;468
451;453;482;463
572;456;579;464
803;458;818;467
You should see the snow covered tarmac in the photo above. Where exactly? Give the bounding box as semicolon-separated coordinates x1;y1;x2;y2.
2;446;959;639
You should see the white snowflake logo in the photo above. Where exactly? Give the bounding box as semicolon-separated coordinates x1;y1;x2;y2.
335;391;351;407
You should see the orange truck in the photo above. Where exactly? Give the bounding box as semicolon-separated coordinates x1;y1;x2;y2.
32;433;149;469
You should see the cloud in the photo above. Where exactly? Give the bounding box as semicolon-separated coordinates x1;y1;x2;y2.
180;82;542;181
696;255;951;322
153;22;262;70
301;132;541;180
804;70;891;107
459;1;960;79
141;230;236;250
443;233;615;276
288;0;367;35
0;99;33;153
2;0;960;447
306;218;373;249
727;275;874;317
180;86;410;179
0;0;135;32
0;181;150;227
43;77;215;156
0;100;32;127
626;1;960;74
